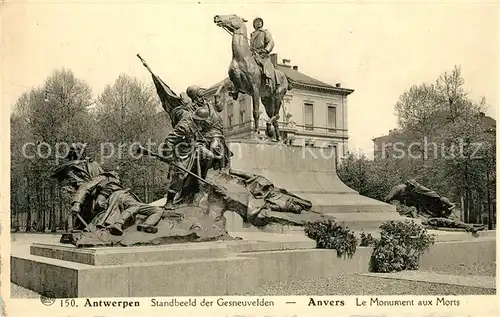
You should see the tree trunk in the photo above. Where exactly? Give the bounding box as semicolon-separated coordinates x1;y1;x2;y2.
26;191;32;232
51;184;57;232
42;185;46;231
35;182;42;231
144;169;149;203
58;184;64;230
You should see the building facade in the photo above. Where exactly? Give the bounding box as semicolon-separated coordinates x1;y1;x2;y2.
204;54;354;160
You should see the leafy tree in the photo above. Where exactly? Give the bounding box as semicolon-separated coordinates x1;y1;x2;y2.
10;69;96;231
95;73;170;202
345;65;496;226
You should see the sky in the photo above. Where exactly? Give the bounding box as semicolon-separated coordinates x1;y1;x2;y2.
2;0;498;156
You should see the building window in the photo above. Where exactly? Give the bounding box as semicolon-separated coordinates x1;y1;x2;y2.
327;106;337;132
238;97;247;125
240;110;245;124
304;103;314;130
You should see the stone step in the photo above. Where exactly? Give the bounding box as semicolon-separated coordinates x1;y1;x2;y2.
30;242;230;266
29;237;317;266
354;229;496;243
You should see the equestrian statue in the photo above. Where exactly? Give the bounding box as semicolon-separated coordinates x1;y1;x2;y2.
213;14;291;141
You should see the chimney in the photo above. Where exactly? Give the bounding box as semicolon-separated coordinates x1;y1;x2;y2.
292;65;298;71
335;83;341;88
281;58;292;68
270;53;278;67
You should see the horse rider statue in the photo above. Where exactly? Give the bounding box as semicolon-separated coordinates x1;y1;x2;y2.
250;17;275;91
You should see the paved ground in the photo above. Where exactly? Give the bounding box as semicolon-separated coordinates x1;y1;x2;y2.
243;273;496;296
362;271;495;289
422;260;497;277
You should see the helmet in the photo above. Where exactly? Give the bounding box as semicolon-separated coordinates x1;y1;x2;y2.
186;85;202;100
253;17;263;26
66;143;86;160
191;107;210;122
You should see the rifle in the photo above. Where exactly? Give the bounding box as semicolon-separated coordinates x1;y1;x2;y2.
136;145;214;187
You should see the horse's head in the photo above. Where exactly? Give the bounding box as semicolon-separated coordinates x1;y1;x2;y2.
213;14;248;33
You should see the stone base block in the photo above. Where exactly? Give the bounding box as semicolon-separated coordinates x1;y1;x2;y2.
11;253;257;297
226;141;406;230
244;247;373;283
420;238;496;270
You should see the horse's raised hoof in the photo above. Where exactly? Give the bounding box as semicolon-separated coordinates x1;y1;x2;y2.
250;131;261;141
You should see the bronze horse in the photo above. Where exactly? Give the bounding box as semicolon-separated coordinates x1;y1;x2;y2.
213;14;290;141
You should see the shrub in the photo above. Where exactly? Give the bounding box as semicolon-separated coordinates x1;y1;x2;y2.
359;231;378;247
304;219;358;259
370;220;436;273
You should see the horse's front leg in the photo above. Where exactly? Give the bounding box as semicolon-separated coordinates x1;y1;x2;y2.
272;116;281;142
251;90;261;137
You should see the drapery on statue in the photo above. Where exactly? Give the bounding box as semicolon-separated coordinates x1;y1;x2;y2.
137;54;232;204
51;143;104;233
213;14;291;142
385;179;456;218
385;179;487;234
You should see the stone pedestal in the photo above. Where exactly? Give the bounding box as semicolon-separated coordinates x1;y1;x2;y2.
11;236;318;298
11;231;495;297
226;141;405;230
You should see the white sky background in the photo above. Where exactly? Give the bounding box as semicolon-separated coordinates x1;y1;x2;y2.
2;0;498;156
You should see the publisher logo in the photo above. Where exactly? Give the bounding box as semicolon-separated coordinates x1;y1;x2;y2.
40;291;56;306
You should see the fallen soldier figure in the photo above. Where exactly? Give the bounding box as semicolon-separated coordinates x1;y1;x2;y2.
386;179;488;235
385;179;455;218
421;218;487;236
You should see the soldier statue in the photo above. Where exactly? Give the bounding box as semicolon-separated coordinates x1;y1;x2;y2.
186;85;231;170
51;143;104;232
250;17;275;90
161;107;217;209
170;92;196;127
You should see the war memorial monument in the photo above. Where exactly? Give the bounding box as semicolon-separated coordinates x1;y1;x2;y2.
11;14;495;298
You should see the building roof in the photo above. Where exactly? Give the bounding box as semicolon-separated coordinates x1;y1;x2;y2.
204;60;354;95
276;65;335;90
480;113;496;129
373;113;496;142
372;129;407;143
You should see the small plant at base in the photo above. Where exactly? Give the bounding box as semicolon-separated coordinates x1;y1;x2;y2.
360;231;378;247
369;220;436;273
304;219;358;259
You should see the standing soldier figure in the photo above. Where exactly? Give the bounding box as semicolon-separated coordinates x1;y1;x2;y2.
250;17;275;90
171;92;196;127
161;107;216;210
186;84;232;170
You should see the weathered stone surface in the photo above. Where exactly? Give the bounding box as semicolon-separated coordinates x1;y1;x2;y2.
71;202;232;247
207;169;334;227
